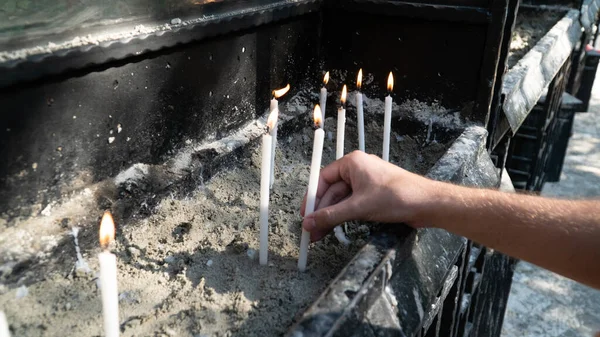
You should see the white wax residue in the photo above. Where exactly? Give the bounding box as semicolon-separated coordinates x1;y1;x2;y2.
333;226;351;246
72;227;91;275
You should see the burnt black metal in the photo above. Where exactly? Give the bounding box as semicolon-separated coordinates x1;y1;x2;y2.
490;134;512;170
0;14;322;216
478;0;511;126
545;93;583;182
287;126;504;337
576;48;600;111
496;8;581;151
567;32;591;95
322;0;512;125
506;56;572;190
487;0;520;151
325;0;491;23
0;0;322;89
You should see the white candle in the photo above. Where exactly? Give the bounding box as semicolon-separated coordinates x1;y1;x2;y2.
259;134;272;265
382;72;394;162
269;84;289;189
0;311;10;337
298;105;325;272
356;69;365;152
319;72;329;123
269;102;278;190
333;86;351;246
336;85;347;160
98;211;119;337
260;109;277;265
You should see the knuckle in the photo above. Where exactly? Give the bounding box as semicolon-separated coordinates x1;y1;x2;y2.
322;207;337;225
347;151;363;164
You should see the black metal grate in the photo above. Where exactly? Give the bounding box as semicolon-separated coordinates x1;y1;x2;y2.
417;242;515;337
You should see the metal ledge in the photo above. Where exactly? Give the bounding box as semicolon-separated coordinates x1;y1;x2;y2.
0;0;321;89
287;126;500;336
502;9;582;134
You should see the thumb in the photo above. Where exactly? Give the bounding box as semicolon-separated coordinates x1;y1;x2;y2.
302;198;359;234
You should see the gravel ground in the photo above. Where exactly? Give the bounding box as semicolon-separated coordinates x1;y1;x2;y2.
500;70;600;337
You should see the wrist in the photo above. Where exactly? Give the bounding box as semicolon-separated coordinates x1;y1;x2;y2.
409;179;455;228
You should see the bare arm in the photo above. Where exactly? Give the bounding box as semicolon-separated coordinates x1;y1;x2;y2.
426;182;600;289
301;151;600;289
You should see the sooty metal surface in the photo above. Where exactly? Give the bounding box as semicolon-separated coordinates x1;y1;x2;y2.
0;15;321;218
502;9;581;134
287;126;502;337
321;0;510;125
0;0;322;88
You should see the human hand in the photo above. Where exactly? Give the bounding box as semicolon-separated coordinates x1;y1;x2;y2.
300;151;439;242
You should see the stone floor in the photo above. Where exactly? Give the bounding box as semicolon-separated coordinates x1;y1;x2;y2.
500;73;600;336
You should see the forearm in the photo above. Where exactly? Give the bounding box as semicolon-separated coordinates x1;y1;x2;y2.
419;181;600;288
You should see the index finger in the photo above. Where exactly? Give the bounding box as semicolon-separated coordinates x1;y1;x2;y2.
301;158;346;216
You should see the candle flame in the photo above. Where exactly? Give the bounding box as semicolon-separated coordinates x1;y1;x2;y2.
357;69;363;90
273;84;290;99
341;85;347;105
267;108;278;132
387;72;394;92
99;211;115;249
323;72;330;86
313;104;323;128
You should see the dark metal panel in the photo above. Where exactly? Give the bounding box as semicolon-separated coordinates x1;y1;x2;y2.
487;0;520;152
0;15;322;216
476;0;509;127
327;0;491;23
320;7;491;120
0;0;322;89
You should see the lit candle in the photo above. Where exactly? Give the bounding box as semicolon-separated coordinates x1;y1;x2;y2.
356;69;365;152
382;72;394;162
334;86;351;245
298;105;325;272
269;84;290;189
260;109;278;265
336;85;347;159
320;72;329;123
0;311;10;337
98;211;119;337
